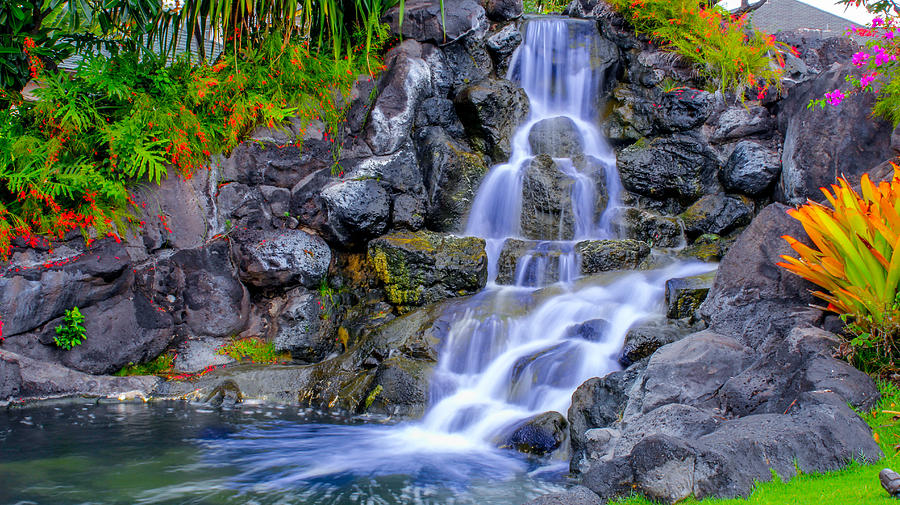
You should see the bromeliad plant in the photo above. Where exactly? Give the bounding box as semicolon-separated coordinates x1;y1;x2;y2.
777;168;900;371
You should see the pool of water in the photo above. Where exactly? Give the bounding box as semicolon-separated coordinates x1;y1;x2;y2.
0;400;569;505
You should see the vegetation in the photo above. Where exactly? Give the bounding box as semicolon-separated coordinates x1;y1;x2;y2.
605;0;794;97
114;352;176;376
523;0;570;14
612;380;900;505
53;306;85;350
777;168;900;374
216;337;285;363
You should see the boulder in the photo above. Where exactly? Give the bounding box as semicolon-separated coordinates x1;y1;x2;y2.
365;355;434;417
484;0;523;21
486;23;523;73
620;322;692;366
440;37;494;93
505;411;569;455
322;178;391;245
676;233;736;263
343;145;422;194
710;106;776;144
220;134;330;190
575;239;650;274
646;88;714;133
383;0;488;45
699;203;819;348
563;319;611;342
606;86;712;141
368;231;487;308
521;155;576;240
679;193;753;239
271;287;331;364
455;78;530;162
416;97;466;139
233;229;331;289
496;239;567;286
528;116;585;158
664;272;715;320
617;134;720;209
524;486;603;505
174;338;235;373
777;63;894;205
720;141;781;196
612;207;683;248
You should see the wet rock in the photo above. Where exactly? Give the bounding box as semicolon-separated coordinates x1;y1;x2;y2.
496;239;566;286
677;233;736;263
174;338;234;373
679;193;753;239
710;106;776;144
384;0;488;44
529;116;585;158
563;319;611;342
204;380;242;407
455;78;529;162
366;40;434;156
505;411;569;456
366;355;434;417
343;145;422;193
416;97;466;138
441;37;494;93
0;349;161;402
665;272;715;320
647;88;713;133
620;322;693;366
322;179;391;245
521;155;576;240
368;231;487;308
484;0;523;21
271;287;331;363
416;127;489;232
575;239;650;274
524;486;603;505
486;23;523;73
220;135;330;190
777;63;894;205
392;192;427;231
606;86;712;142
699;203;819;348
612;207;683;248
617;134;720;209
233;229;331;289
721;141;781;196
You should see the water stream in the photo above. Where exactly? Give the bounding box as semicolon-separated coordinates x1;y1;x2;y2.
0;18;713;505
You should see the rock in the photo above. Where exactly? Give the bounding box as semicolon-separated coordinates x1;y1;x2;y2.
416;127;489;231
0;239;132;338
710;106;776;144
0;349;161;402
220;135;330;190
647;88;714;133
699;203;819;348
440;37;494;93
606;86;712;142
528;116;585;158
563;319;611;342
416;97;466;138
392;192;427;231
880;469;900;497
521;155;576;240
271;287;331;364
524;486;603;505
617;134;720;209
383;0;488;44
575;239;650;274
455;78;529;162
344;145;422;193
368;231;487;308
620;322;692;366
496;239;566;286
174;338;235;373
665;272;715;320
721;141;781;196
777;63;894;205
484;0;523;21
505;411;569;455
632;331;751;415
612;208;683;248
233;229;331;289
204;380;242;408
322;179;391;245
365;355;434;417
677;233;736;263
679;193;753;239
366;40;434;156
486;23;523;73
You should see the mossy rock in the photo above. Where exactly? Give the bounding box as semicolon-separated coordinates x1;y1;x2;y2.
664;271;716;320
575;239;651;274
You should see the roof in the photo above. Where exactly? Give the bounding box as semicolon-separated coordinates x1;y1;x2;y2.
747;0;859;37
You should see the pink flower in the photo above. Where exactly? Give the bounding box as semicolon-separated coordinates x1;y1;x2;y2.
885;31;896;40
874;17;885;28
825;89;846;106
860;71;879;89
852;51;870;67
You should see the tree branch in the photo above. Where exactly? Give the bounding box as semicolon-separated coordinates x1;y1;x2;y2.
731;0;768;16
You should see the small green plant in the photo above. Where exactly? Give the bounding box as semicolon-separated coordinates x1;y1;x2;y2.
364;384;383;410
216;337;283;364
114;353;176;376
54;306;86;350
658;77;686;94
523;0;569;14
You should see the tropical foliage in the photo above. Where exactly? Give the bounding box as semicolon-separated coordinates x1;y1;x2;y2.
777;168;900;372
53;305;86;350
605;0;795;97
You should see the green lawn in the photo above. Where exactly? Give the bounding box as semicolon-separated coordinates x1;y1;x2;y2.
611;382;900;505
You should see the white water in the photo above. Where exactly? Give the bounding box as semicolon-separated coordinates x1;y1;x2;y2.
202;17;713;497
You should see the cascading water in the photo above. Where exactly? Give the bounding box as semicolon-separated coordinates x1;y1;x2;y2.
32;17;714;505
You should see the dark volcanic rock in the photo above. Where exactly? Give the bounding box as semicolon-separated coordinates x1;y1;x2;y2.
174;338;234;373
665;272;715;320
368;231;487;308
505;411;569;455
620;322;692;366
710;106;776;144
680;193;754;239
484;0;523;21
720;141;781;196
563;319;612;343
496;239;566;286
322;179;391;245
524;486;603;505
612;207;683;248
271;287;331;363
486;23;523;73
383;0;488;45
521;155;576;240
233;229;331;289
575;239;650;274
455;78;529;162
528;116;585;158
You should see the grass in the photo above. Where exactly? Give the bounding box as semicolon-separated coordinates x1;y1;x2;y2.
114;353;175;376
216;337;287;364
611;381;900;505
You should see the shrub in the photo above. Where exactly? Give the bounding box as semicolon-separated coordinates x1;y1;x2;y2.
777;168;900;372
605;0;793;97
54;306;86;350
